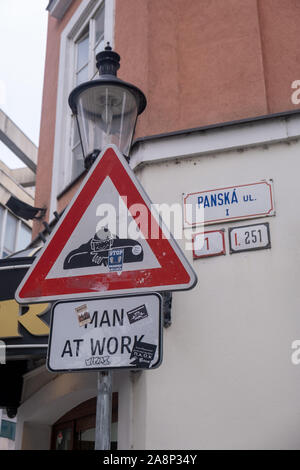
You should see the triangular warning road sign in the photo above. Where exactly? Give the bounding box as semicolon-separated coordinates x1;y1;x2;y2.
16;145;197;303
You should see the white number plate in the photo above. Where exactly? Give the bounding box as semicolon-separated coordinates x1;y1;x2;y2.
193;230;226;259
229;223;271;254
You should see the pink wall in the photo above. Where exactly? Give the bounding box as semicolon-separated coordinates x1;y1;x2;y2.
115;0;300;138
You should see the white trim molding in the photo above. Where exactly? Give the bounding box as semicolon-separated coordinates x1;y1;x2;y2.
130;113;300;170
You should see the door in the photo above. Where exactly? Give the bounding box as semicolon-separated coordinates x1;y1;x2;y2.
51;394;118;450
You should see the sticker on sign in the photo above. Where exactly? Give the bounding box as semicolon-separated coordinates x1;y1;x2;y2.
47;293;162;372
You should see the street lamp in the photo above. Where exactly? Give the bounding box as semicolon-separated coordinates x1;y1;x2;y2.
68;43;147;169
68;44;147;450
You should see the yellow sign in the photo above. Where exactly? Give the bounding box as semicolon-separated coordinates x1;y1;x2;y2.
0;299;50;339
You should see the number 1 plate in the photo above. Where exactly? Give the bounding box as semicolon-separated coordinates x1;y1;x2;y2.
193;230;226;259
229;223;271;254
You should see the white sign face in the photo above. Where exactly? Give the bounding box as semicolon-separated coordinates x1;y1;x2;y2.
47;294;162;372
229;223;271;254
183;180;274;227
193;230;225;259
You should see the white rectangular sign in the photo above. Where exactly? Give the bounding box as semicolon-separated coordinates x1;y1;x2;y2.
193;230;225;259
229;223;271;254
47;294;162;372
183;180;274;227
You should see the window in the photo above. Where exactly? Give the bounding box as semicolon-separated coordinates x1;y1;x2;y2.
51;0;114;214
75;30;89;86
16;223;32;252
0;206;4;231
0;204;32;258
94;7;105;56
71;3;105;182
4;212;17;256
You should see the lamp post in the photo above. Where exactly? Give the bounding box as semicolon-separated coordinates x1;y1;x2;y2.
68;44;147;451
68;42;147;169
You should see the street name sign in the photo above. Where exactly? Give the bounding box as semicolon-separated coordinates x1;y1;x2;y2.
16;145;197;303
183;180;275;227
47;293;162;372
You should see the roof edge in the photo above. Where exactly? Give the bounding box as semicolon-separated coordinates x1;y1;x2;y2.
46;0;73;20
132;108;300;148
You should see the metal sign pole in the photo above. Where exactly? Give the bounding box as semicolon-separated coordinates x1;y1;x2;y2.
95;370;112;450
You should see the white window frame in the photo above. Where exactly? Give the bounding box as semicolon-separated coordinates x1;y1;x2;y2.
50;0;115;215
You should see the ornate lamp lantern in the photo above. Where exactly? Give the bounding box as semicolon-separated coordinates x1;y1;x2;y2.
68;43;147;168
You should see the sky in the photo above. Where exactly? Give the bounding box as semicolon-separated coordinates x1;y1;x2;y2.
0;0;48;168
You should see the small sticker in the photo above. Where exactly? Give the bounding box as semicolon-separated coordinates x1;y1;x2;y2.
108;248;124;272
132;245;142;256
127;304;149;324
85;356;111;367
130;340;157;369
75;304;91;327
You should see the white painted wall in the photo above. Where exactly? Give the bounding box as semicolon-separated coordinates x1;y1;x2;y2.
129;135;300;449
0;437;15;450
16;118;300;449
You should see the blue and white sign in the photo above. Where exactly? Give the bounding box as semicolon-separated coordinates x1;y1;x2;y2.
108;248;124;272
183;180;275;227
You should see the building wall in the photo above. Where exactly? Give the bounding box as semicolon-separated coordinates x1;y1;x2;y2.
23;0;300;450
16;115;300;449
0;161;34;209
257;0;300;113
116;0;268;136
129;133;300;450
34;0;300;236
0;161;33;257
115;0;300;135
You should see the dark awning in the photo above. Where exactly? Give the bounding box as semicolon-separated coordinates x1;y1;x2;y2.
0;245;50;360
